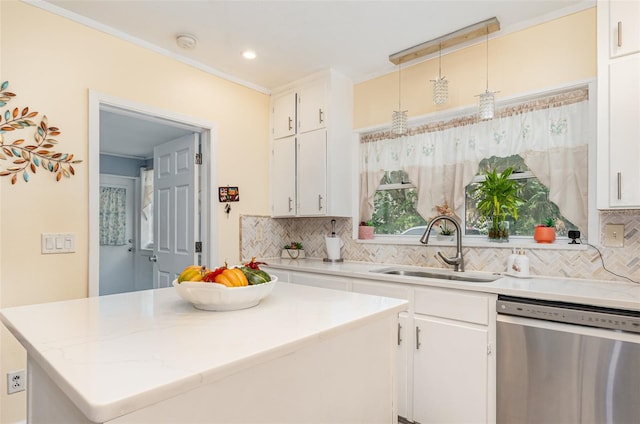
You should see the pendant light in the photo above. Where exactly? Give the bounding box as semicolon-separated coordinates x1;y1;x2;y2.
431;43;448;105
477;26;498;120
391;64;408;135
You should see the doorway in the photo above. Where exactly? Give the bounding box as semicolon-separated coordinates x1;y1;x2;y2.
88;91;219;297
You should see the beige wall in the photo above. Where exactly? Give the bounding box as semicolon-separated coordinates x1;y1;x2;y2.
0;1;269;421
354;8;596;129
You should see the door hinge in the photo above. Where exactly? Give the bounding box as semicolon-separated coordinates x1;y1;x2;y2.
195;153;203;165
195;241;202;253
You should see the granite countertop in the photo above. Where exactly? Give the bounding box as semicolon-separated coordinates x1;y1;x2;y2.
0;283;406;423
261;258;640;312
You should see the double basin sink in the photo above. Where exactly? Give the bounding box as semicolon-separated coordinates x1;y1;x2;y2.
370;267;501;283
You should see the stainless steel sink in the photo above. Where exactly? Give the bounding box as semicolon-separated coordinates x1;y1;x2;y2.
370;267;501;283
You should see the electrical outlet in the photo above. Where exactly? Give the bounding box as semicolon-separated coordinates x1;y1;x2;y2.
603;224;624;247
7;370;26;394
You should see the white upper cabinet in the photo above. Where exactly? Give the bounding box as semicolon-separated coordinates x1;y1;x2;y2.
297;130;327;215
272;91;296;140
270;69;353;217
608;55;640;207
297;79;327;134
609;0;640;58
597;0;640;208
271;136;296;217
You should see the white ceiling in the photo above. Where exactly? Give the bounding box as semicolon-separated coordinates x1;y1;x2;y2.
37;0;593;157
40;0;592;92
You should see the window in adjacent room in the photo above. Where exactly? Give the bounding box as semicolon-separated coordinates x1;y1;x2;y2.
140;167;154;250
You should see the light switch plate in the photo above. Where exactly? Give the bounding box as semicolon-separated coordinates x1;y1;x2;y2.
42;233;76;254
603;224;624;247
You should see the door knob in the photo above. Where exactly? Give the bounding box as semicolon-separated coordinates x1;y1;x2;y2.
149;255;158;262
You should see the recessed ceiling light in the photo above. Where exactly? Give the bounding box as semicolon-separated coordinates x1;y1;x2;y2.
242;50;257;60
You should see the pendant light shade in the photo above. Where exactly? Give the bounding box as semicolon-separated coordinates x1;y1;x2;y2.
391;110;408;135
478;90;495;120
391;64;408;135
476;26;497;120
432;44;448;105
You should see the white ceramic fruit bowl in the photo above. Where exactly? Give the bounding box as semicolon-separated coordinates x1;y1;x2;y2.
172;277;277;311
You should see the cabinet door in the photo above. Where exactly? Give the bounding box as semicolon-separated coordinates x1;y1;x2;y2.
609;55;640;207
297;130;327;216
297;80;327;134
351;279;412;420
272;92;296;139
397;312;411;421
271;137;296;216
610;0;640;58
413;315;489;424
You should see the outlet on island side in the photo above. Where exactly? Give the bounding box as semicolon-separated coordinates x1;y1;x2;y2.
7;369;26;394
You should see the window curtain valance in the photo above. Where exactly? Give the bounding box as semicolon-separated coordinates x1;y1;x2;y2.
360;87;589;233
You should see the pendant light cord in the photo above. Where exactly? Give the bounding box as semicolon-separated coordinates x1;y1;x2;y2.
398;63;402;110
485;27;489;92
438;43;442;79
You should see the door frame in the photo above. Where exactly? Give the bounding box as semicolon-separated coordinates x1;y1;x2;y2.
88;90;219;297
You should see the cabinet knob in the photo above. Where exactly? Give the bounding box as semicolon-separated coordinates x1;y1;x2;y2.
416;326;421;350
288;116;293;131
318;108;324;124
288;196;293;212
397;322;402;345
318;194;324;211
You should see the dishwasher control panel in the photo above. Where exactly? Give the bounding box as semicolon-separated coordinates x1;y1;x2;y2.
497;296;640;334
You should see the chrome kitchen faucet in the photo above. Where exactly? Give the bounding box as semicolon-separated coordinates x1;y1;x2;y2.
420;215;464;272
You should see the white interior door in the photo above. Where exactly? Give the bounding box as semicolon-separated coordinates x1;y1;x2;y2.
153;133;199;288
99;175;135;295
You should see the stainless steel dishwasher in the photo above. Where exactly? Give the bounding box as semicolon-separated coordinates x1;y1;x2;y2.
496;295;640;424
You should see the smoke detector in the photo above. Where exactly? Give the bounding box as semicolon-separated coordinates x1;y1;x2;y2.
176;34;197;50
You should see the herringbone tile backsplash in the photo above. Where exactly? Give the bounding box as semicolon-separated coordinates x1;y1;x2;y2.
240;210;640;282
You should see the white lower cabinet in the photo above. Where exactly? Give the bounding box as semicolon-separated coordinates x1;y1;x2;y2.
266;270;496;424
412;286;496;424
351;279;412;421
412;315;489;423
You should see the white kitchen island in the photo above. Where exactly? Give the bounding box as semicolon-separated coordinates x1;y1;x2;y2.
0;282;407;423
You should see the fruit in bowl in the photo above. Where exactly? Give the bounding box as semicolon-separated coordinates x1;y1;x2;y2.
173;258;276;311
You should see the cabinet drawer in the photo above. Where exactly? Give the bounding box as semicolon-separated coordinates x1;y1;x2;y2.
414;287;489;325
290;272;349;291
351;279;411;312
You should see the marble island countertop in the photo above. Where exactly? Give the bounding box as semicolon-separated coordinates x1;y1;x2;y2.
261;258;640;312
0;283;407;423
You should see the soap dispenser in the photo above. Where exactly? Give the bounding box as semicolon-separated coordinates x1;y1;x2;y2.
506;248;518;273
513;249;530;277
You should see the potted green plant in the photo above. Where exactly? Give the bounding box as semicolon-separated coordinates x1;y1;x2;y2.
281;242;305;259
471;167;523;242
534;218;556;243
358;221;375;240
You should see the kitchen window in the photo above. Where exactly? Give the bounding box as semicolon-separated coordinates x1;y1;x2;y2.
361;86;590;241
464;155;578;237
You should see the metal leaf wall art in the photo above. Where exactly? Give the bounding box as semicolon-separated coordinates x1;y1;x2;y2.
0;81;82;184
